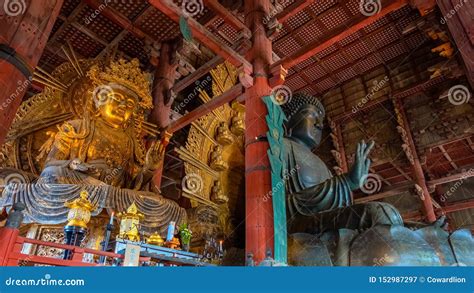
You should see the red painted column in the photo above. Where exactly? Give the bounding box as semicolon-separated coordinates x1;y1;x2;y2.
393;97;437;222
149;41;179;190
244;0;274;263
436;0;474;88
0;0;64;146
0;227;19;266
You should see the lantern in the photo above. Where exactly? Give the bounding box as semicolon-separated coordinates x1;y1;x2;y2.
117;202;144;242
64;190;95;228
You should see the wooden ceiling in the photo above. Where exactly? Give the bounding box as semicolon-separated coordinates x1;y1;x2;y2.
31;0;474;230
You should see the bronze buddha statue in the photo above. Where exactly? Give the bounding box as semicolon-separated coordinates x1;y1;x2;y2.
280;93;402;233
278;93;474;266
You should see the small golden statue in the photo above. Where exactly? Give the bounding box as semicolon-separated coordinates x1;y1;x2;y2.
165;237;181;250
64;190;95;228
230;112;245;136
209;145;228;171
117;202;144;242
215;122;233;145
210;181;229;204
147;232;165;246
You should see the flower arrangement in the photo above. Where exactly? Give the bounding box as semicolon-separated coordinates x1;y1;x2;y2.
178;223;192;251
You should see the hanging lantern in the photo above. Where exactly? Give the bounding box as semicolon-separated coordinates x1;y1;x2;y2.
117;202;144;242
64;190;95;228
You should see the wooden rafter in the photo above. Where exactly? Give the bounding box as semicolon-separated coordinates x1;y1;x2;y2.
272;0;409;70
204;0;251;36
276;0;314;24
148;0;252;70
168;84;244;132
83;0;150;41
403;198;474;221
292;13;420;94
173;55;223;93
354;182;412;204
438;145;458;170
334;75;446;122
427;168;474;187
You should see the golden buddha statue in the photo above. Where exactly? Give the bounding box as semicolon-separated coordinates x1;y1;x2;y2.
209;145;228;171
210;181;228;204
230;112;245;136
215;122;233;145
0;57;186;236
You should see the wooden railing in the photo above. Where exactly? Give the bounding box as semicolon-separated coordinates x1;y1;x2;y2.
0;227;149;266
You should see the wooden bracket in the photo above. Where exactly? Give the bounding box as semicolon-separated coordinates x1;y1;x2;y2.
269;65;288;88
238;64;254;89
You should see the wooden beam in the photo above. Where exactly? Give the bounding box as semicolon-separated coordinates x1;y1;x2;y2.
168;84;244;132
276;0;313;24
403;198;474;221
427;168;474;186
148;0;252;70
438;145;458;170
204;0;251;36
173;55;223;93
83;0;150;40
334;75;446;123
354;182;412;204
271;0;409;70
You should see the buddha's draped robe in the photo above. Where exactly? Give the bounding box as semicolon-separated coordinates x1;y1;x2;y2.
283;138;402;232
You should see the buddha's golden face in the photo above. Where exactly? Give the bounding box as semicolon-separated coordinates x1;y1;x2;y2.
98;88;137;128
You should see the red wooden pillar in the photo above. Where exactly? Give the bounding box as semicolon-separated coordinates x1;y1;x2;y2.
436;0;474;88
393;97;437;222
0;0;64;146
0;227;19;266
244;0;274;263
149;41;178;189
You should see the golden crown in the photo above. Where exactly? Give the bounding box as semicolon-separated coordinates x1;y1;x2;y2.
87;58;153;109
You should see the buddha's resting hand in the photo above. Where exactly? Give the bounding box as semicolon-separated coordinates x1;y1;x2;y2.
68;158;106;176
347;140;374;190
144;140;165;171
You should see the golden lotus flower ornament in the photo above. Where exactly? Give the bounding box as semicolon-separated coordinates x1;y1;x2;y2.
64;190;95;228
117;202;144;242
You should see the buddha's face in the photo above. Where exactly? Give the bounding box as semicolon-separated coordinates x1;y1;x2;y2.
97;88;137;128
287;105;324;149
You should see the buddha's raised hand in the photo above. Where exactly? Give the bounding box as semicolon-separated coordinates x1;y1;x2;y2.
144;140;166;171
347;140;375;190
